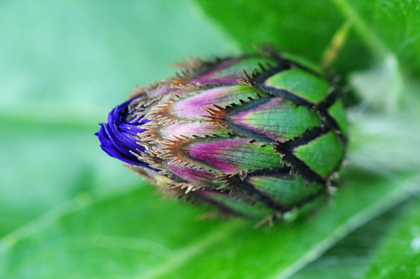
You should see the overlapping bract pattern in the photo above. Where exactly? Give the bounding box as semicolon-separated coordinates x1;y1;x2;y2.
96;48;348;222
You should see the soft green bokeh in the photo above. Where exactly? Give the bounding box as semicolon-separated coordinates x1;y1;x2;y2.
195;0;420;77
364;199;420;279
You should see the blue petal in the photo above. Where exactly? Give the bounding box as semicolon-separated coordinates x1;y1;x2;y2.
95;98;152;168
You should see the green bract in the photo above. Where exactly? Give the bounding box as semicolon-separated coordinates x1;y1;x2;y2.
96;47;348;224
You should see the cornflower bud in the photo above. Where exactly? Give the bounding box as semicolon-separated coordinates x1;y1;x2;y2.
96;47;348;224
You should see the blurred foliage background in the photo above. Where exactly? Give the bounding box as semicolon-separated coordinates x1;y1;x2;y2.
1;0;420;278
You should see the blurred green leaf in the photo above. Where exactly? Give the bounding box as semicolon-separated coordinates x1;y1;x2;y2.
348;111;420;176
290;206;402;279
0;169;416;278
0;0;237;109
362;198;420;279
193;0;420;77
349;55;404;113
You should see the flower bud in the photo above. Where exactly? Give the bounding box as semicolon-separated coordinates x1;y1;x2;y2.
96;47;348;223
